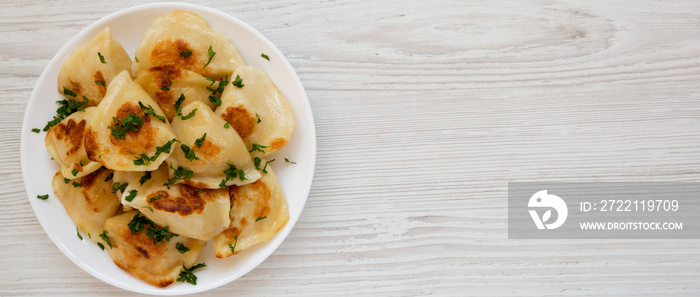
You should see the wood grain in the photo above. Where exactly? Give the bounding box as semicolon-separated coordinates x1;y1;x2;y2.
2;0;700;296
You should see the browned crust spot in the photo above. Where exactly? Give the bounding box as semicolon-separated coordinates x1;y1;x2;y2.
231;180;272;219
147;65;184;121
51;118;86;157
94;71;106;98
269;137;288;151
150;39;201;73
113;224;172;287
84;127;104;164
109;101;155;154
150;186;206;216
221;105;256;139
193;139;221;159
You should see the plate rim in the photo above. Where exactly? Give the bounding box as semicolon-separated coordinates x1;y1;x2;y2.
20;2;316;295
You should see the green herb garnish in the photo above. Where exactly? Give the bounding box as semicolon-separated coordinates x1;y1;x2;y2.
112;182;128;194
253;157;274;173
95;80;105;87
149;194;162;203
160;75;172;91
43;96;89;131
124;189;137;202
181;144;199;161
71;168;78;176
255;113;261;124
63;87;77;97
71;181;82;188
99;230;112;249
127;212;155;234
176;243;190;254
284;158;296;164
231;74;244;88
146;226;178;245
256;216;267;222
249;143;268;154
37;194;49;200
177;263;206;285
203;46;215;68
179;49;192;57
261;53;270;61
31;128;41;133
195;133;207;148
224;122;230;129
97;52;106;64
108;113;143;139
139;171;152;185
97;242;105;250
208;95;221;107
219;163;246;188
165;165;193;186
180;108;197;120
104;172;113;182
76;227;83;240
228;236;238;254
139;101;166;123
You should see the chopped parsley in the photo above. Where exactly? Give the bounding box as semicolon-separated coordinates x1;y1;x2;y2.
219;163;246;188
139;171;152;185
206;75;228;96
160;75;172;91
255;113;261;124
180;108;197;120
254;157;274;174
124;189;137;202
43;96;89;131
108;113;143;139
99;230;112;249
208;95;221;107
127;212;155;234
249;143;268;154
95;80;106;87
139;101;167;123
228;236;238;254
194;133;207;148
63;178;70;184
165;165;193;187
37;194;49;200
76;227;83;240
261;53;270;61
71;168;79;176
224;122;230;129
231;74;244;88
71;181;82;188
149;194;162;203
97;52;106;64
176;243;190;254
284;158;296;164
133;139;178;165
63;87;77;97
203;45;215;68
143;206;154;212
31;128;41;133
256;216;267;222
112;182;128;194
134;56;139;62
97;242;105;250
104;172;113;182
181;144;199;161
174;93;186;111
177;263;206;285
133;153;152;166
179;49;192;57
146;226;178;245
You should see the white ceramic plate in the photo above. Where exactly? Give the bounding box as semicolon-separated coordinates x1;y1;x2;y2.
20;3;315;295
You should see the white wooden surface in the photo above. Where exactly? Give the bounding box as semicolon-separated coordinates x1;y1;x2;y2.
2;0;700;296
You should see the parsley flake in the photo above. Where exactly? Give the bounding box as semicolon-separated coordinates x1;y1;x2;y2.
180;108;197;120
97;242;105;250
231;74;244;88
127;212;155;234
99;230;112;249
149;194;162;203
219;163;246;188
139;171;152;185
97;52;106;64
124;189;137;202
31;128;41;133
208;95;221;107
254;157;274;174
112;182;128;194
224;122;230;129
285;158;297;164
104;172;113;182
71;181;82;188
165;165;193;187
76;227;83;240
228;236;238;254
177;263;206;285
95;80;106;87
249;143;268;154
195;133;207;148
160;75;172;91
146;226;178;245
108;113;143;139
203;46;215;68
179;49;192;57
255;113;261;124
139;101;167;123
181;144;199;161
176;243;190;254
43;96;89;131
261;53;270;61
37;194;49;200
256;216;267;222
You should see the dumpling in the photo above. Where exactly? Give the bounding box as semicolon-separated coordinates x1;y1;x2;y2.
214;165;289;258
84;70;177;171
216;66;295;157
104;211;206;288
45;107;102;179
57;27;132;106
132;10;245;80
51;168;120;244
113;164;231;241
134;65;218;121
168;101;260;189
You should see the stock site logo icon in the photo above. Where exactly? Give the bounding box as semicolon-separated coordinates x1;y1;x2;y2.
528;190;568;230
